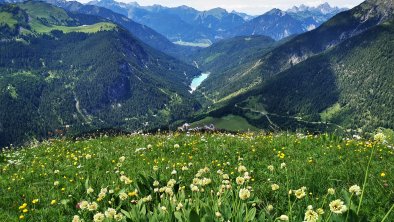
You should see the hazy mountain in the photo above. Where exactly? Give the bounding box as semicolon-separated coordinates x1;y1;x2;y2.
0;1;200;147
88;0;246;43
228;3;347;40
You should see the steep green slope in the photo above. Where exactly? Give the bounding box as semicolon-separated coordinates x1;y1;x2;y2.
214;20;394;131
197;0;393;103
0;2;200;147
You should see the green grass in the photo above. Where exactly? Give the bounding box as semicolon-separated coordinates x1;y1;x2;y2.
0;12;18;28
19;1;72;25
321;103;341;122
1;132;393;221
30;20;117;34
190;114;259;131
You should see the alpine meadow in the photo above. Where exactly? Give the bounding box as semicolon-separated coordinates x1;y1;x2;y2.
0;0;393;221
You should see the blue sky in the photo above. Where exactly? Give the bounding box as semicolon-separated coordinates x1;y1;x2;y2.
79;0;365;15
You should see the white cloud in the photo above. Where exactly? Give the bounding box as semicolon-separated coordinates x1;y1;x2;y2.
76;0;365;15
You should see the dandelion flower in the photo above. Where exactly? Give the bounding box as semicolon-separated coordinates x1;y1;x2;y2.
87;187;94;194
50;200;57;205
236;177;245;185
104;208;116;218
317;208;324;215
215;212;222;218
279;215;289;221
329;199;347;214
79;201;89;210
88;202;98;211
238;165;247;173
239;188;251;200
176;203;183;211
374;132;386;143
381;172;386;177
349;185;361;196
304;209;319;222
114;213;123;221
93;212;105;222
72;215;80;222
271;184;280;191
119;156;126;162
294;188;306;199
32;199;39;204
119;192;128;201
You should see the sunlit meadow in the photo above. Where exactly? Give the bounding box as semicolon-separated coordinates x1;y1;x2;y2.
0;132;393;221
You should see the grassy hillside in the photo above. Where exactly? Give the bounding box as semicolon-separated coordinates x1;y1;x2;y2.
0;132;393;221
227;20;394;132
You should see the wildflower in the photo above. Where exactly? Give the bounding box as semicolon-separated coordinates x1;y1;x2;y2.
54;181;59;186
174;144;180;148
105;208;117;218
147;144;153;149
87;187;94;194
304;209;319;222
32;199;39;204
349;185;361;196
329;199;347;214
279;215;289;221
153;181;160;187
271;184;280;191
236;177;245;185
327;188;335;195
18;203;27;210
243;172;251;180
54;170;60;174
190;184;199;192
374;132;386;143
153;166;159;171
182;166;189;171
222;174;229;180
85;154;92;159
215;212;222;218
160;206;167;211
22;209;28;213
267;204;274;212
239;188;251;200
176;203;183;211
119;192;128;201
79;201;89;210
238;165;247;173
119;156;126;162
114;213;123;221
316;208;324;215
128;190;138;197
171;169;177;175
267;165;274;172
50;200;57;205
294;188;306;199
381;172;386;177
88;202;98;211
72;215;80;222
93;212;105;222
142;195;152;202
280;163;286;169
167;179;176;187
19;215;24;220
202;178;212;186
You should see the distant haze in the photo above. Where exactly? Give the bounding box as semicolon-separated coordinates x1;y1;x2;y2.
74;0;365;15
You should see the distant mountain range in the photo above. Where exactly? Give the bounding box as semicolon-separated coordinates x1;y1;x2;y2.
87;0;347;42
